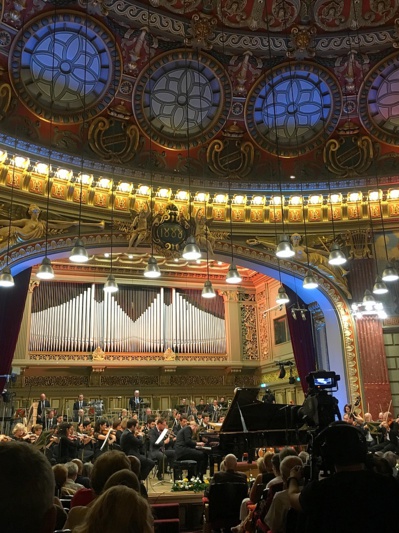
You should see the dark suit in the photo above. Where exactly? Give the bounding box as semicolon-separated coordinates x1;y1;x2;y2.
120;428;154;480
37;399;51;423
204;469;247;497
72;400;88;422
129;396;143;412
148;427;175;478
174;425;208;478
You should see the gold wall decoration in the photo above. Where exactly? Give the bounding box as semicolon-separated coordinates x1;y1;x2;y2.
186;12;217;49
287;25;316;59
207;123;254;179
323;135;373;178
0;82;11;121
88;116;140;164
101;375;159;387
170;375;224;386
240;300;259;361
345;229;372;259
25;376;90;387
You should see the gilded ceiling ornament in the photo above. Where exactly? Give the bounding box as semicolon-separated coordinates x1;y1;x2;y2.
88;112;140;164
345;229;372;260
394;17;399;48
0;81;11;121
185;12;217;49
287;25;316;59
207;123;254;179
323;133;374;178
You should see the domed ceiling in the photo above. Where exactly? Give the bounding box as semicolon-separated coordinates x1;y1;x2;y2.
0;0;399;193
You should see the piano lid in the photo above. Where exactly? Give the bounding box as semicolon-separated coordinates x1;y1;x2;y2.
220;388;298;433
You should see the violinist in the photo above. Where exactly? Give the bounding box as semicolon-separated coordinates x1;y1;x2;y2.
11;423;37;443
148;418;176;480
370;411;399;453
120;419;155;480
93;419;116;459
57;422;82;463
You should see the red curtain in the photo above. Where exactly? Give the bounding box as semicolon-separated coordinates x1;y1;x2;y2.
0;268;31;393
285;287;317;392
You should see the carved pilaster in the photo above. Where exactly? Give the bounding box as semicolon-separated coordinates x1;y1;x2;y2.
221;290;242;362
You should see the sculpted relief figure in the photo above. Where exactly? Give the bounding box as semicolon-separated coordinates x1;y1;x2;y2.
0;203;104;251
247;232;351;298
194;208;215;259
128;206;151;249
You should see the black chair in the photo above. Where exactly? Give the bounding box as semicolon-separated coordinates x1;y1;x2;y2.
203;482;248;533
173;459;197;480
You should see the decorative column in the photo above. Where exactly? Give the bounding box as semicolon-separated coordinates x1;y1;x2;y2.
350;257;392;413
222;290;243;363
13;279;39;364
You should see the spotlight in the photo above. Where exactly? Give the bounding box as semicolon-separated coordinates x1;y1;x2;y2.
278;366;286;379
289;376;296;385
291;307;297;320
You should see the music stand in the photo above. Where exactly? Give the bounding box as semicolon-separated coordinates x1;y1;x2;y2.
153;428;168;486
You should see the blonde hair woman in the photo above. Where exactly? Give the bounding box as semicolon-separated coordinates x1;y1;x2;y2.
74;485;153;533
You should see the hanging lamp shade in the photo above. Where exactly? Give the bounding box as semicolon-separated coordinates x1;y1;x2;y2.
202;279;216;298
144;255;161;278
182;235;201;260
276;285;289;305
226;263;242;284
36;257;55;280
362;289;375;304
70;238;89;263
382;263;399;282
103;274;119;293
0;266;14;287
276;234;295;258
328;242;347;265
372;275;388;295
303;269;318;289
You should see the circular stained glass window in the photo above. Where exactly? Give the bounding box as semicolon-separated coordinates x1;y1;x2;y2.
133;50;232;150
359;52;399;145
245;62;341;156
9;11;121;124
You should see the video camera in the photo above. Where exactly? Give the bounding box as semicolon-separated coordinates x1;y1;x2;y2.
299;370;342;480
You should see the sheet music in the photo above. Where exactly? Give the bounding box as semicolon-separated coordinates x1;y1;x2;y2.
155;427;168;445
100;427;113;451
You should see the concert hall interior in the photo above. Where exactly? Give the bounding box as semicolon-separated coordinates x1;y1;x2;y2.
1;1;399;431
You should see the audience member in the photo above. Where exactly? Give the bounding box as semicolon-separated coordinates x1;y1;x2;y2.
65;450;131;529
0;442;56;533
64;461;84;494
72;458;91;488
102;469;140;493
288;422;399;532
74;485;153;533
264;455;303;533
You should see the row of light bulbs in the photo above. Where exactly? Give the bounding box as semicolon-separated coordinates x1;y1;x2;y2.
0;234;242;296
273;233;399;307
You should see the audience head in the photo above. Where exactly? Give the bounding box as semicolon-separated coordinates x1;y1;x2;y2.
314;421;368;467
219;460;226;472
74;486;153;533
279;447;298;461
259;451;274;473
103;469;140;493
383;451;398;469
72;458;84;475
65;461;79;480
0;442;56;533
53;464;68;488
271;453;281;475
127;455;141;478
91;450;131;495
280;456;303;482
82;462;93;478
224;454;238;471
298;451;310;464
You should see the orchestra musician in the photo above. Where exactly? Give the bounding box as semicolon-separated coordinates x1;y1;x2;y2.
196;398;207;413
11;423;38;443
120;419;155;480
370;412;399;453
129;390;143;413
57;422;84;463
148;418;176;480
93;419;117;459
73;394;88;421
36;393;51;424
174;417;208;480
44;409;57;430
171;411;182;434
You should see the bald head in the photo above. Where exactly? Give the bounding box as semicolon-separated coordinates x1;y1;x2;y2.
224;454;238;471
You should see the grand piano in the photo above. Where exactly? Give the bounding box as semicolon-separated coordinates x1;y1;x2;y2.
199;388;308;467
